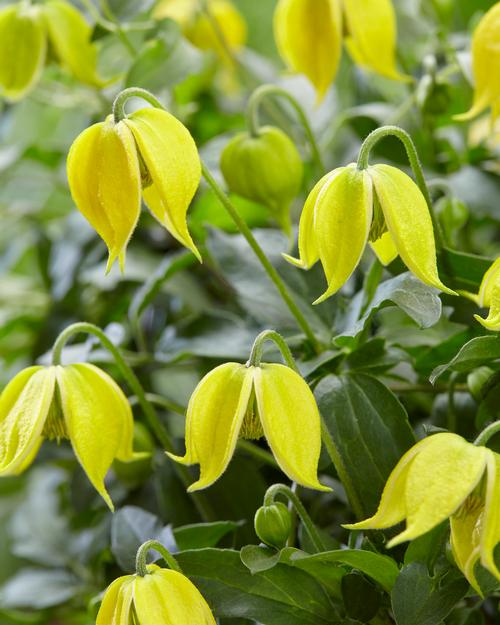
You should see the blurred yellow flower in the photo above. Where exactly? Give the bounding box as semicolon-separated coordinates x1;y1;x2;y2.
0;0;103;101
273;0;407;102
168;362;329;492
344;433;500;592
464;257;500;331
97;564;216;625
283;163;454;303
0;363;135;510
67;108;201;272
456;2;500;123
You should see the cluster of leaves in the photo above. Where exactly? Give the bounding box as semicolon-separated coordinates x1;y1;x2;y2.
0;0;500;624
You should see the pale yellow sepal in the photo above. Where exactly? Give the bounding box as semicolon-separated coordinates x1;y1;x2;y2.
481;451;500;581
370;231;398;266
153;0;198;23
455;3;500;123
368;164;456;296
273;0;342;103
66;116;142;273
467;257;500;331
450;493;483;594
43;0;104;87
124;108;202;262
0;4;47;101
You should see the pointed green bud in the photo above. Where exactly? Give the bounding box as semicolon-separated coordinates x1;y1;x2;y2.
254;502;292;549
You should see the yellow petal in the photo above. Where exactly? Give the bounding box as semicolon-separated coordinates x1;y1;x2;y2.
369;231;398;266
344;435;435;531
0;4;46;101
56;364;132;510
450;501;482;594
313;166;372;304
273;0;342;102
134;566;216;624
153;0;197;23
43;0;104;86
389;433;488;547
0;367;55;475
282;170;340;270
480;449;500;581
167;363;253;491
253;364;329;491
343;0;408;81
475;283;500;331
369;164;455;295
477;257;500;308
124;108;202;261
455;3;500;122
96;575;134;625
66;117;142;272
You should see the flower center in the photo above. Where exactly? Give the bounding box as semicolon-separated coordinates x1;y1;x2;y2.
368;193;388;242
239;390;264;440
42;387;68;442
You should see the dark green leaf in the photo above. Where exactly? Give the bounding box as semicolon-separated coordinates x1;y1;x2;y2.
174;521;243;551
430;335;500;383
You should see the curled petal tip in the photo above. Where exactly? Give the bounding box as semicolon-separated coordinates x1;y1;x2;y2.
166;451;192;466
282;252;309;269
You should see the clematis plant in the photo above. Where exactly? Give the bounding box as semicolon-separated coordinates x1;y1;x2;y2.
463;257;500;331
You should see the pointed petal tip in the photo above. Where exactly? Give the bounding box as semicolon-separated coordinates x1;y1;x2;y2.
165;451;192;466
282;252;309;269
313;288;338;305
473;313;500;331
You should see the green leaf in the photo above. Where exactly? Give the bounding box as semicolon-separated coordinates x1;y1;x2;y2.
439;247;492;292
174;521;243;551
0;568;83;610
430;335;500;383
391;563;468;625
176;548;340;625
240;544;282;574
315;373;415;517
341;572;381;622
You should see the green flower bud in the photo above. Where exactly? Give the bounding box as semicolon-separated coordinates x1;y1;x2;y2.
0;3;46;101
220;126;303;235
254;502;292;549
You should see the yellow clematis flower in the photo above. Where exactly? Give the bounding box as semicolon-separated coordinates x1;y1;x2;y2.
0;363;135;510
456;2;500;123
97;564;216;625
283;163;454;303
465;257;500;331
67;107;201;272
0;0;103;101
344;433;500;592
273;0;406;102
168;361;329;492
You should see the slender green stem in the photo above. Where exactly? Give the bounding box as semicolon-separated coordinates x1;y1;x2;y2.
201;161;321;353
98;0;137;56
113;88;164;124
474;421;500;447
247;330;299;370
264;484;325;552
247;85;325;172
356;125;445;250
135;540;182;576
51;322;215;522
447;371;459;432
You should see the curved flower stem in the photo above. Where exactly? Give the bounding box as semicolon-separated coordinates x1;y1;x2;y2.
113;88;164;124
51;322;215;522
356;125;445;250
247;85;325;173
135;540;182;576
474;420;500;447
264;484;325;552
201;162;321;353
247;330;299;370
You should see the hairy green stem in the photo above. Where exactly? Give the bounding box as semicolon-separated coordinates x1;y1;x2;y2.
474;420;500;447
264;484;325;552
51;322;215;522
247;85;325;172
247;329;298;370
135;540;182;576
113;87;164;123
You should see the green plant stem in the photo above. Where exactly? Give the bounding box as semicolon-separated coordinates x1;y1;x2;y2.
135;540;182;576
247;85;325;172
51;322;215;522
247;329;298;369
264;484;325;552
201;162;321;353
474;420;500;447
356;125;445;250
113;88;164;123
98;0;137;56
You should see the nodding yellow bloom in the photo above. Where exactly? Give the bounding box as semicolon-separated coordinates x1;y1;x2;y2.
456;2;500;123
273;0;406;102
0;364;135;510
463;257;500;331
67;108;201;272
283;163;454;303
168;362;329;492
154;0;246;61
0;0;103;101
97;564;216;625
344;433;500;593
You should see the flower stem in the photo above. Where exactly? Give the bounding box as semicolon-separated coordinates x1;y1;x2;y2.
201;162;321;353
113;88;164;124
135;540;182;576
264;484;325;552
247;329;299;370
356;125;444;250
474;420;500;447
247;85;325;173
51;322;215;522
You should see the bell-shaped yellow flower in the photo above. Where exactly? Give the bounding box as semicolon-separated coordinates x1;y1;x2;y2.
466;257;500;331
283;163;454;303
456;2;500;123
168;362;329;492
344;433;500;591
273;0;406;102
0;0;103;101
67;108;201;272
0;363;135;510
